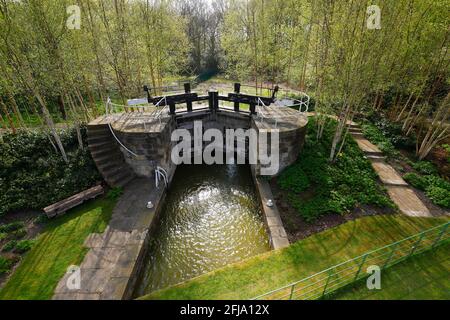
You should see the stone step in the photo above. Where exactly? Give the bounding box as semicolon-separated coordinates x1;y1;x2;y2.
349;127;362;133
88;140;117;150
366;154;386;161
103;164;130;178
94;153;125;166
98;160;126;172
87;125;110;134
108;170;135;187
87;134;114;145
350;132;364;138
90;144;119;157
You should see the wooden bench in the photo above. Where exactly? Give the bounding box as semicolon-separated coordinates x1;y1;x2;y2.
43;185;104;218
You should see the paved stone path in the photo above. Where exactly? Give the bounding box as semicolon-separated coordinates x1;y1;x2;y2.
349;125;434;217
53;178;165;300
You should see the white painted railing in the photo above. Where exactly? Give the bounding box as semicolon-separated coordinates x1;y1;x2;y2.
155;166;168;189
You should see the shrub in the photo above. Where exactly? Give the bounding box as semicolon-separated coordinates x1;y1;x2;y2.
403;173;428;190
279;118;394;222
0;232;7;242
2;240;17;252
0;126;101;216
14;239;35;254
0;222;24;233
278;164;310;193
361;124;399;158
10;228;27;240
107;187;124;200
412;161;438;175
0;256;14;275
426;186;450;208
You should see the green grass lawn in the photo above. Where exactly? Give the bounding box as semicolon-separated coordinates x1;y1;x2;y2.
329;244;450;300
0;197;115;300
140;215;449;300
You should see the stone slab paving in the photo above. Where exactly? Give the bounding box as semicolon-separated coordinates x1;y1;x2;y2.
53;178;165;300
385;185;433;217
349;130;433;217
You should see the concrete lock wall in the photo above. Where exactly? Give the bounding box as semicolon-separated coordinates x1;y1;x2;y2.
114;112;306;178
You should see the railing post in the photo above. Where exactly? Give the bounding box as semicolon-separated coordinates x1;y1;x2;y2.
382;242;398;269
432;222;449;248
250;102;256;115
208;90;218;112
185;83;192;112
354;254;368;281
409;232;425;257
289;283;295;300
234;83;240;112
169;101;176;115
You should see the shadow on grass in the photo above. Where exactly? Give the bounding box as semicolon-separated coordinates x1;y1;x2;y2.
0;197;115;300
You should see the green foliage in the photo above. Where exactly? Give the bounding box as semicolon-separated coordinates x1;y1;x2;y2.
278;164;310;193
0;232;7;242
279;118;394;222
0;256;14;275
403;173;428;190
0;126;101;216
10;228;27;240
412;161;438;175
365;112;416;149
425;186;450;208
107;187;124;200
2;240;17;252
14;239;35;254
361;123;400;158
404;172;450;208
0;221;24;233
441;144;450;163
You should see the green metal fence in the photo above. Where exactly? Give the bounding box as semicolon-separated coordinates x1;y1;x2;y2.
252;221;450;300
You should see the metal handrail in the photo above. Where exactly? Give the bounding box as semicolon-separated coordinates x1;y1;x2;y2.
252;221;450;300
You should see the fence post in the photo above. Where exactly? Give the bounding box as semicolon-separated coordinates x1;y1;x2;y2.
234;83;240;112
289;283;295;300
185;83;192;112
432;222;449;248
322;272;333;298
354;254;368;281
382;242;399;269
409;232;425;257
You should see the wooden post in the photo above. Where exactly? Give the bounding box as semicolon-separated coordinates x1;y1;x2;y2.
209;91;218;112
185;83;192;112
169;101;176;115
250;102;256;115
234;83;240;112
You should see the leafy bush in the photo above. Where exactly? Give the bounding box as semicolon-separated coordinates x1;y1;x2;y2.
2;240;17;252
278;164;310;193
365;111;415;149
412;161;438;175
0;126;101;216
107;187;124;200
279;118;394;222
14;239;35;254
0;232;7;242
404;172;450;208
0;256;14;275
403;173;428;190
0;221;24;233
361;124;399;158
10;228;27;240
426;186;450;208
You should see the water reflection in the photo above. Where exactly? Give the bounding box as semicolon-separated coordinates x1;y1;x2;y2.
136;164;270;295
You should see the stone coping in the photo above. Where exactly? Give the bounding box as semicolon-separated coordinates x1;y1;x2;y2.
251;172;290;250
